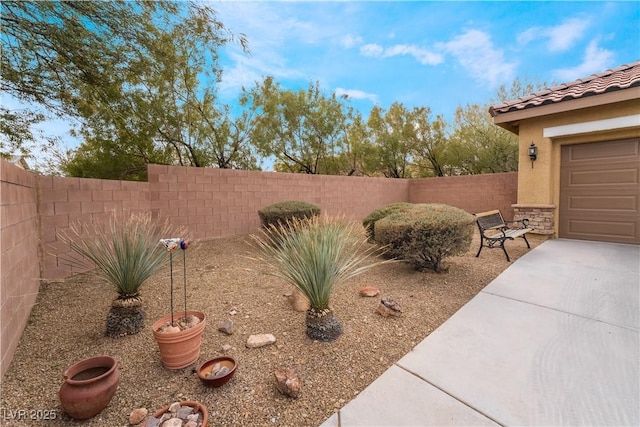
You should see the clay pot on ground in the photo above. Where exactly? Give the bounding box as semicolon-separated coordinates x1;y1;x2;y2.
146;401;208;427
58;355;120;420
152;311;206;369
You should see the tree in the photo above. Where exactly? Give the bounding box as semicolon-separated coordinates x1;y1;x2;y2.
245;77;352;174
412;114;451;177
2;1;251;178
366;102;422;178
446;77;548;174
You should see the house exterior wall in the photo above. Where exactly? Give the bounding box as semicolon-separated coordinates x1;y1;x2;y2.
514;98;640;236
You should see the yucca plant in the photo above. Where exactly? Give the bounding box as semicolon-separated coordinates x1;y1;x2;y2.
58;211;180;337
251;215;391;341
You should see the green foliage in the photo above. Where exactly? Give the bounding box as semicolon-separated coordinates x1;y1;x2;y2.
258;200;321;229
366;103;420;178
2;1;251;177
58;212;181;297
251;216;390;310
374;204;475;272
244;77;352;174
362;202;414;241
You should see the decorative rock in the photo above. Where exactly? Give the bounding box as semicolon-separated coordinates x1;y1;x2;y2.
274;368;302;398
161;418;182;427
168;402;182;413
177;406;194;419
218;318;234;335
359;286;380;297
160;325;181;334
289;288;310;312
146;417;162;427
185;421;198;427
129;407;148;425
229;308;238;315
221;344;233;353
377;297;402;317
246;333;276;348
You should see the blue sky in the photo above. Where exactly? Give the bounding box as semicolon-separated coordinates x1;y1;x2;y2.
213;1;640;121
7;1;639;169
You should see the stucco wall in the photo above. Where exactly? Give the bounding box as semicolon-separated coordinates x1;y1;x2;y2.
0;161;40;381
516;98;640;235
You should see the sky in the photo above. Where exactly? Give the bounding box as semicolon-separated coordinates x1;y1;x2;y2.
7;1;640;169
212;0;640;120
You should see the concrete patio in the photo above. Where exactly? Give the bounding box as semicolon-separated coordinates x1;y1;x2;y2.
321;238;640;426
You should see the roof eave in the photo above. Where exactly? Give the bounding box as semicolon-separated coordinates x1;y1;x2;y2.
492;87;640;135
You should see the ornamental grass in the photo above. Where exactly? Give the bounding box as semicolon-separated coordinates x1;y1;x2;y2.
251;215;391;310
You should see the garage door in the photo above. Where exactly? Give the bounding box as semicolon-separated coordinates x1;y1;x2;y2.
559;138;640;244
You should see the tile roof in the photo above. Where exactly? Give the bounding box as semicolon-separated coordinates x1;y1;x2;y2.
489;60;640;117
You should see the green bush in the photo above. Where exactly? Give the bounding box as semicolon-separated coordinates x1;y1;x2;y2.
258;200;321;229
362;202;414;241
374;203;475;272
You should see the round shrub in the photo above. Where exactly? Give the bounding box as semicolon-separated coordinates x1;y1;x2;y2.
362;202;414;241
258;200;321;229
374;203;475;272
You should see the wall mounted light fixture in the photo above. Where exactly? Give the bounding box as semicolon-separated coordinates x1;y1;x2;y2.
528;142;538;168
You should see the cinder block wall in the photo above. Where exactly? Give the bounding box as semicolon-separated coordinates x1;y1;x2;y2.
0;161;40;381
148;165;410;239
38;175;151;280
409;172;518;220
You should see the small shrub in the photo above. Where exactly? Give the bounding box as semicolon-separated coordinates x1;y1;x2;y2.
362;202;414;241
258;200;321;230
374;203;475;272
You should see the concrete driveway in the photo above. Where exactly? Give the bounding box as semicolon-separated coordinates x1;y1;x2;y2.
321;239;640;426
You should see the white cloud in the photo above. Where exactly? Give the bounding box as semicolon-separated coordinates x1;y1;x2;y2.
360;43;443;65
518;17;591;52
437;30;516;87
552;39;615;81
340;34;363;49
334;88;378;103
360;43;384;57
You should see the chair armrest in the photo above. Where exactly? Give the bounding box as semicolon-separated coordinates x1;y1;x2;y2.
505;218;529;229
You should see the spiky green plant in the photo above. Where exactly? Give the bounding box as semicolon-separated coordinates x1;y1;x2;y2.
251;215;391;341
58;211;181;337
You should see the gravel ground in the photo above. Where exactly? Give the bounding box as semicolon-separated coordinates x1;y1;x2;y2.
1;230;546;427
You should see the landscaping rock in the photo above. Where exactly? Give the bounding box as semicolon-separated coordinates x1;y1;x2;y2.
221;344;233;353
162;418;182;427
377;297;401;317
246;333;276;348
359;286;380;297
218;318;234;335
289;288;310;312
274;367;302;398
128;407;148;425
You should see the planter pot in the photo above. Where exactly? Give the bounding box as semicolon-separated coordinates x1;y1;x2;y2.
197;356;237;388
58;355;120;420
146;401;208;427
152;311;206;369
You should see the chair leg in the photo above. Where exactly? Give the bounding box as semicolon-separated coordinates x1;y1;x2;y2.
521;234;531;249
500;240;511;262
476;240;484;258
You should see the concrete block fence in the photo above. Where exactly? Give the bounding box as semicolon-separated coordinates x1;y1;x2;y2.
0;158;517;381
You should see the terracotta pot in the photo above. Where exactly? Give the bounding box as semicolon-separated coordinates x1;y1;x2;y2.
152;311;206;369
197;356;237;388
58;355;120;420
146;401;208;427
